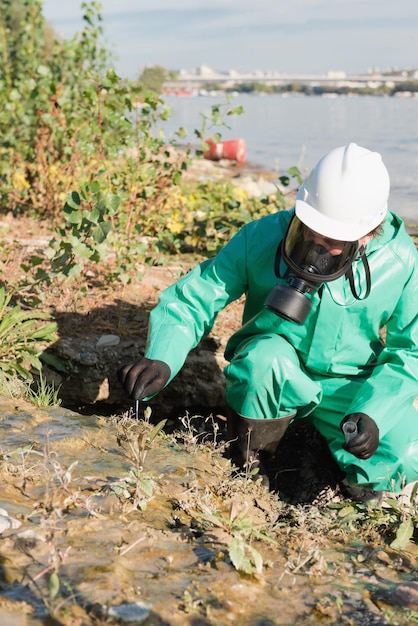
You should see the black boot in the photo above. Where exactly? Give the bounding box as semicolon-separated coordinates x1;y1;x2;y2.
226;405;296;488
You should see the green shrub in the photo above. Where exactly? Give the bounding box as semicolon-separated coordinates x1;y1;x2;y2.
0;1;302;298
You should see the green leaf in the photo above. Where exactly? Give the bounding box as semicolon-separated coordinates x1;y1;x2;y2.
89;180;101;194
287;166;303;184
228;536;254;575
49;572;60;600
67;264;82;278
148;419;167;443
109;194;122;213
227;105;244;116
338;505;357;517
390;518;414;550
72;241;93;260
12;363;32;380
228;536;246;572
20;352;43;371
92;221;111;243
247;545;263;575
139;477;154;497
410;481;418;503
41;352;68;373
65;191;81;210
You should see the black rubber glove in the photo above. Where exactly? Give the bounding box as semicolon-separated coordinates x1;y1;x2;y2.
340;412;379;459
117;358;171;401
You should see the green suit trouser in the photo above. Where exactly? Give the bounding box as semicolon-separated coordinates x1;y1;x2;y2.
224;333;418;491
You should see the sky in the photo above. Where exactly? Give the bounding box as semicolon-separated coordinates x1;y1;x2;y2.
42;0;418;79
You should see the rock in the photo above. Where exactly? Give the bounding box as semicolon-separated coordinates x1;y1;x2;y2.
374;581;418;610
107;602;151;623
232;174;279;197
0;608;28;626
184;155;291;200
96;334;121;348
0;508;21;532
15;529;46;542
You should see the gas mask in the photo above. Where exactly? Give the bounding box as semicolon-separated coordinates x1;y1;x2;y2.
265;216;363;324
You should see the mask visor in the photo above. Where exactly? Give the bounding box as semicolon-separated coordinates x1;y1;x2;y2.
283;216;359;283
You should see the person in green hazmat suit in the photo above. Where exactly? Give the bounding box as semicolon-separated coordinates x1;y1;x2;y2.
118;143;418;498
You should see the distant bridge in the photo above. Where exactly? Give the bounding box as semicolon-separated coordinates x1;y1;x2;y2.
164;71;417;91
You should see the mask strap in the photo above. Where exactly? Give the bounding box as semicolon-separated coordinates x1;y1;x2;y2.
274;240;284;277
346;246;371;300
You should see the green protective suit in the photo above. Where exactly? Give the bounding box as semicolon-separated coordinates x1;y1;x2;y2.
145;208;418;490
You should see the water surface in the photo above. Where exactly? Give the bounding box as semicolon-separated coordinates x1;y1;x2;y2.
162;94;418;223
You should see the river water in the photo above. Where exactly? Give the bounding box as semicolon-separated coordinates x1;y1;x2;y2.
161;94;418;224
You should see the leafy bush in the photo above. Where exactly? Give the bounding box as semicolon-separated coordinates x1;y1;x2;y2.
0;1;302;299
0;0;181;219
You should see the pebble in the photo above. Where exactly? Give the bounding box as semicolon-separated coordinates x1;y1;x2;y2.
15;529;46;542
96;334;121;348
0;507;21;532
78;351;97;365
233;174;279;197
107;602;151;623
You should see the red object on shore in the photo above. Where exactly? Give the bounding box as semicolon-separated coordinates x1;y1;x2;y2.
203;138;247;164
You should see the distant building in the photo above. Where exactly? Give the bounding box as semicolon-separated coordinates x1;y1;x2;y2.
327;70;346;79
166;65;418;94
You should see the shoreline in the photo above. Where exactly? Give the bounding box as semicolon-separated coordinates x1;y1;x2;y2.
184;152;297;201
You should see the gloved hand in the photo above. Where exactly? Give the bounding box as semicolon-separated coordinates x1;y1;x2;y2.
340;412;379;459
117;358;170;401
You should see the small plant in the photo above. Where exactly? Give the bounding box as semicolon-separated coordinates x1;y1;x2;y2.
193;97;245;156
1;439;102;620
228;535;263;575
328;482;418;549
382;483;418;550
117;405;167;467
176;485;275;576
0;286;57;385
46;177;122;279
108;467;156;512
109;407;167;512
177;412;224;451
26;372;62;407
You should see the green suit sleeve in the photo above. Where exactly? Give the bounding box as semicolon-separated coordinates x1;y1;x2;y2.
345;242;418;437
144;226;249;383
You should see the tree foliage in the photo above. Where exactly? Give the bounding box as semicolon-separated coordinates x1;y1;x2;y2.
0;0;299;387
0;0;177;217
139;64;169;93
0;0;297;296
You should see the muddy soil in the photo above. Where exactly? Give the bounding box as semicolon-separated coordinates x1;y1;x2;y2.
0;396;417;626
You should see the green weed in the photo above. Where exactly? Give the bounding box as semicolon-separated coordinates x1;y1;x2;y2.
26;372;62;407
109;407;167;512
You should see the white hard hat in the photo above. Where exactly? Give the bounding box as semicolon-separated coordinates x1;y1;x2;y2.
295;143;390;241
